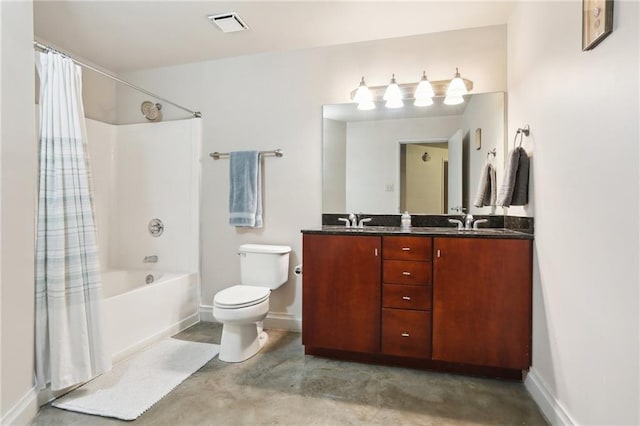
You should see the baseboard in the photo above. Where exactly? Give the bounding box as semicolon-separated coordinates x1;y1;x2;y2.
1;386;39;426
525;368;576;425
199;304;215;322
199;304;301;332
264;312;301;332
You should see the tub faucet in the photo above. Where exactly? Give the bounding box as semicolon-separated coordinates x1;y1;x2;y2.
144;255;158;263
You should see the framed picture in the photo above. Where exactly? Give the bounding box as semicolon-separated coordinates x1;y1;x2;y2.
582;0;613;51
475;128;482;150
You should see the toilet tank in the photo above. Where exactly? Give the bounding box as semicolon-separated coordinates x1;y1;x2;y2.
239;244;291;289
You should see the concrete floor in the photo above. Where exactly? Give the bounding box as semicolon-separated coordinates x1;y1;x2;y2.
31;322;548;425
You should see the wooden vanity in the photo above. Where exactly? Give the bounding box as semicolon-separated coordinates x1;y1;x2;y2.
301;228;533;379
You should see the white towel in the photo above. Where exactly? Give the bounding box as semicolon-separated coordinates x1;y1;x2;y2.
497;147;529;207
229;151;263;228
473;162;496;207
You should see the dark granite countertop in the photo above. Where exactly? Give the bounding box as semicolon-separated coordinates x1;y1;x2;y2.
301;225;534;240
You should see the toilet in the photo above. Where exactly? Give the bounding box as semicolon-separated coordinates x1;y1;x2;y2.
213;243;291;362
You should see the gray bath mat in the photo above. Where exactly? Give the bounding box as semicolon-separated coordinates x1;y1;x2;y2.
52;338;219;420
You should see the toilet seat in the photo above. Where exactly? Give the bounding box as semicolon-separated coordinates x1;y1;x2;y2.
214;285;270;309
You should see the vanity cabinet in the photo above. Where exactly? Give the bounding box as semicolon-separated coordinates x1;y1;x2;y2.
302;234;381;353
432;237;532;370
302;230;533;377
381;236;432;358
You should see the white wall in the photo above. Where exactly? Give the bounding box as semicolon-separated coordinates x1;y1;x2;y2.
116;25;507;328
462;92;506;215
0;1;38;423
508;1;639;424
110;119;200;274
322;118;346;213
346;115;461;213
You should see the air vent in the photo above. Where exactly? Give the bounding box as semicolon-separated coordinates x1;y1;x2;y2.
207;13;249;33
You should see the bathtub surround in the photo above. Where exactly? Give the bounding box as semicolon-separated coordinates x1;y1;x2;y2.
34;51;111;391
52;338;219;420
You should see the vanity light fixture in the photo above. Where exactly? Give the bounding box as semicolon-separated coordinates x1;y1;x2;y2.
353;77;375;110
444;68;467;105
350;69;473;109
414;71;434;107
383;74;404;108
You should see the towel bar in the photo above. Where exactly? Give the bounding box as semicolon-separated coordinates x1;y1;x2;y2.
209;149;283;160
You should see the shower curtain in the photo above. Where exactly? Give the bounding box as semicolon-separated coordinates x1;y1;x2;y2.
35;51;111;391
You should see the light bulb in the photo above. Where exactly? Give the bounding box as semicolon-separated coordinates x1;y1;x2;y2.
353;77;373;103
414;71;435;99
446;68;468;97
414;97;433;107
444;95;464;105
385;98;404;108
383;74;403;103
357;100;376;110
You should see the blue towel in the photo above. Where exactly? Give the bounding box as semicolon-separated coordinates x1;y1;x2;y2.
229;151;263;228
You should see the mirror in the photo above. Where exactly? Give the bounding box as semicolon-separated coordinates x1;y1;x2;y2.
322;92;505;215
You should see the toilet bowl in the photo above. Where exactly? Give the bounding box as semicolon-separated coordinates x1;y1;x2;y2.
213;244;291;363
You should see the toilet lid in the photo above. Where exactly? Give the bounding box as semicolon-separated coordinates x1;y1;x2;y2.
214;285;270;309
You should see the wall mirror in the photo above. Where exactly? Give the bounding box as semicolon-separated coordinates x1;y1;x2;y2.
322;91;506;215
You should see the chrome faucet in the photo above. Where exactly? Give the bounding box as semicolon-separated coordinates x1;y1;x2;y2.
473;219;489;229
463;213;474;230
357;217;372;228
143;255;158;263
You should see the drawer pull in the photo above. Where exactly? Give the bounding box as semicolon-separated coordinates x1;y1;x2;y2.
402;271;411;276
402;296;411;301
401;247;411;251
401;332;410;337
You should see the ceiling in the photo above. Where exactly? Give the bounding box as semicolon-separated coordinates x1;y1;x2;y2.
34;1;514;73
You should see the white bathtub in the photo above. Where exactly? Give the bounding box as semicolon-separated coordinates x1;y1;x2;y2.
102;269;199;362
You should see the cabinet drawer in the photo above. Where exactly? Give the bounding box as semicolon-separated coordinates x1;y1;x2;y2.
383;260;432;285
383;236;432;261
382;308;431;358
383;284;432;310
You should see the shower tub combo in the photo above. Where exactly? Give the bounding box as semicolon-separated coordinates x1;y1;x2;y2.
102;269;199;362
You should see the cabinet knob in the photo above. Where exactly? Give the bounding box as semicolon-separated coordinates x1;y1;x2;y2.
402;271;411;276
402;296;411;301
401;332;410;337
401;247;411;251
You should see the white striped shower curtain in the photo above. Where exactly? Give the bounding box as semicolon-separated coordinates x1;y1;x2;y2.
35;51;111;391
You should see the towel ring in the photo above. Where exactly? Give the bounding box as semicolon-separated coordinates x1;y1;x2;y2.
513;125;530;147
487;149;496;161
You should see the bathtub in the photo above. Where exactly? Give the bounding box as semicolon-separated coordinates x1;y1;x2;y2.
102;270;199;362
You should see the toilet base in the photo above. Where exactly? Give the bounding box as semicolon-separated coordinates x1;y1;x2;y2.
219;322;268;363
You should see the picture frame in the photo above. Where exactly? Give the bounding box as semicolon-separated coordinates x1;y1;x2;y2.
475;128;482;150
582;0;614;51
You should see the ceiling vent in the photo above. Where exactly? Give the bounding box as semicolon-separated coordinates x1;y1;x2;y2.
207;13;249;33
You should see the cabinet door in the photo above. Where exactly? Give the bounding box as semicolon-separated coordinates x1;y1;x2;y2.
302;234;381;353
432;237;532;369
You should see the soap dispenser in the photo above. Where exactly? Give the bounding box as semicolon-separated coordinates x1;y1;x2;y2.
401;211;412;231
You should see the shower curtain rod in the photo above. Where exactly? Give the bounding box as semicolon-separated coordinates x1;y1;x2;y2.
33;41;202;118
